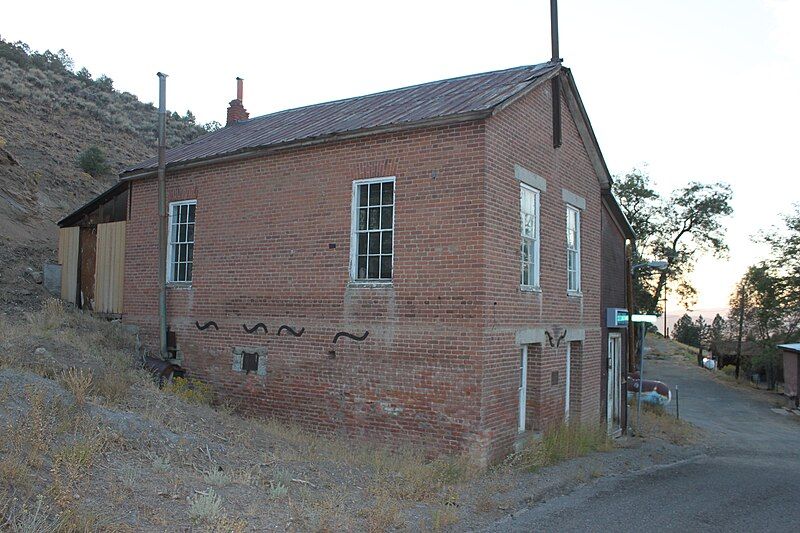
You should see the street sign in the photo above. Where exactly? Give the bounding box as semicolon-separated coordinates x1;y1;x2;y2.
631;314;658;324
606;308;629;328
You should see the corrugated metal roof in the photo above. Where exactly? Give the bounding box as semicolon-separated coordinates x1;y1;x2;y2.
122;62;558;177
778;344;800;353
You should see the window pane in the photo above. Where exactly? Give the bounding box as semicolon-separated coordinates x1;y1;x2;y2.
368;256;379;279
521;241;529;263
177;262;186;282
381;207;393;229
187;224;195;243
382;182;394;205
521;264;529;286
380;256;392;279
186;263;193;282
381;231;392;254
187;243;194;262
358;233;367;254
359;184;368;207
358;208;367;230
369;183;381;206
358;255;367;279
171;222;178;243
171;260;179;282
368;208;380;229
369;232;380;254
188;203;196;223
179;223;187;243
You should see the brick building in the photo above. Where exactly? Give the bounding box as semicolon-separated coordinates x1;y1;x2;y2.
63;62;632;463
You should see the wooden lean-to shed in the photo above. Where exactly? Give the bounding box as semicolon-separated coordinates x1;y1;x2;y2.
57;181;129;315
778;344;800;408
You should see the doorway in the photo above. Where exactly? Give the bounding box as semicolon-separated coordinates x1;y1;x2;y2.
519;346;528;433
607;333;622;434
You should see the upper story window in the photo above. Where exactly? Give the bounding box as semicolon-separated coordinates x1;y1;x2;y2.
566;205;581;293
351;177;394;281
168;200;196;283
520;184;540;288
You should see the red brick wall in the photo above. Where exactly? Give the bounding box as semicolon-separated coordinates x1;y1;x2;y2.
481;78;604;461
124;75;609;464
125;122;493;458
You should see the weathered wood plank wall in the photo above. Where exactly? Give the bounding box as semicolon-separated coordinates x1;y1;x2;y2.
94;221;126;314
58;227;79;304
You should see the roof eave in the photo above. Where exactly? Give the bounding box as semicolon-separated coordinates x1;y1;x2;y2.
57;180;128;227
119;109;494;181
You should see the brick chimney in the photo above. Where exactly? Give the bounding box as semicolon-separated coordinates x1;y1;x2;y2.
226;77;249;126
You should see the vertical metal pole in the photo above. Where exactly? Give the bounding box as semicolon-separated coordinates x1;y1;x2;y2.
636;322;645;435
663;283;668;338
675;385;680;420
157;72;168;359
550;0;559;62
550;0;562;148
626;246;636;373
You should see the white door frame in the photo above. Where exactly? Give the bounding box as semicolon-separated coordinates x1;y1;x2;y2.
519;346;528;433
607;333;622;433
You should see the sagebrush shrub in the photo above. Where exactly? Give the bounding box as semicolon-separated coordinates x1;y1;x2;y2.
76;146;110;177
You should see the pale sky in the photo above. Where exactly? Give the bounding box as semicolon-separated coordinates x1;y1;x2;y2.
3;0;799;313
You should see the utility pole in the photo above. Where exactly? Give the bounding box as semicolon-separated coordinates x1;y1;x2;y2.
735;284;746;380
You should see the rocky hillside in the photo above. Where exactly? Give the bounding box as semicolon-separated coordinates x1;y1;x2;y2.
0;38;215;311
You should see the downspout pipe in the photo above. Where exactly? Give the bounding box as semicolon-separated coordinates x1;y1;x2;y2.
157;72;168;359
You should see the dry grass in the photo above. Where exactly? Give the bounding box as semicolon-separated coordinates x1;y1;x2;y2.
508;422;613;472
60;367;92;405
629;403;696;445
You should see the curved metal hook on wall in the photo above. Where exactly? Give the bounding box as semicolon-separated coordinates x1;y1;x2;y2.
556;330;567;348
332;331;369;344
195;321;219;331
277;325;305;337
544;330;555;347
242;323;268;334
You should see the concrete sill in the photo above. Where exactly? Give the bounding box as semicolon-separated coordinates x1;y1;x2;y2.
347;281;393;289
520;285;542;293
567;290;583;298
166;282;193;290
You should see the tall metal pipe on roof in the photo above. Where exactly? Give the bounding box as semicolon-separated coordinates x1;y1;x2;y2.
157;72;168;359
550;0;562;148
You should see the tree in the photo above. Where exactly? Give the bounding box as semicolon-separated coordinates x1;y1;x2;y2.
709;314;727;345
76;146;111;177
613;169;733;313
673;313;700;347
758;204;800;341
95;74;114;92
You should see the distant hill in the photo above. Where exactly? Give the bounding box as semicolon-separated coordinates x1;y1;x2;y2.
0;37;216;311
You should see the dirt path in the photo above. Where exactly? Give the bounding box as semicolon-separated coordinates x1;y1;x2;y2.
488;355;800;532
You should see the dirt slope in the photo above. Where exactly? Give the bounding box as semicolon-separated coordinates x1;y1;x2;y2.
0;39;211;312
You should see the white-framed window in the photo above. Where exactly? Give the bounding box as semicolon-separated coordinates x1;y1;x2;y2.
167;200;196;283
566;205;581;293
350;177;394;281
520;184;540;288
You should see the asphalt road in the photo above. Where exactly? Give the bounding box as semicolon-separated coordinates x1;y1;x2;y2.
492;357;800;532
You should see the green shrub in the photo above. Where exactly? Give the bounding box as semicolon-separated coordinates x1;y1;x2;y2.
165;377;214;405
76;146;110;176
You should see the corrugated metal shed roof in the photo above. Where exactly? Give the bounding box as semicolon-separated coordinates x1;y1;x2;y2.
121;62;558;177
778;344;800;354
